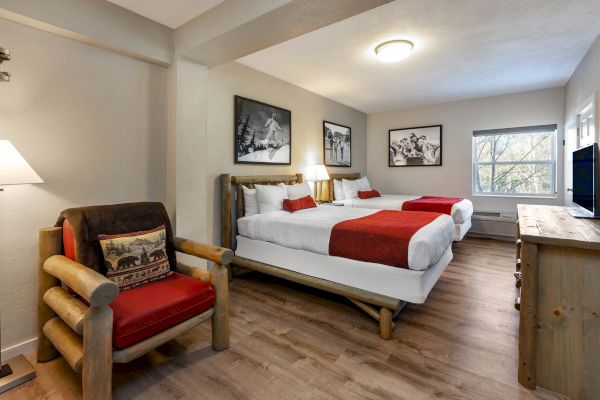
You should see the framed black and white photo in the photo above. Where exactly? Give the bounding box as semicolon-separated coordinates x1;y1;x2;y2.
389;125;442;167
234;95;291;165
323;121;351;167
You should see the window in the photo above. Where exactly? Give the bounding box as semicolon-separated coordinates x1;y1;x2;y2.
472;125;557;197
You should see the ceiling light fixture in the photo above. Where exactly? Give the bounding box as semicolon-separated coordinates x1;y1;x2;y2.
375;40;413;63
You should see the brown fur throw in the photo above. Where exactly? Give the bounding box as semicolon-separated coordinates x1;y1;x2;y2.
56;202;177;276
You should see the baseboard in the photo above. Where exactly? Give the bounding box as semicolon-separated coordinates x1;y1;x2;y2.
466;232;515;242
1;338;37;362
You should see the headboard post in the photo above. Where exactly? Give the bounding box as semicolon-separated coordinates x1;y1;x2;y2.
220;174;232;250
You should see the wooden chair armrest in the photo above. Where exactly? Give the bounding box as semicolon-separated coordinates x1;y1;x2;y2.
173;237;234;265
43;255;119;307
176;261;211;283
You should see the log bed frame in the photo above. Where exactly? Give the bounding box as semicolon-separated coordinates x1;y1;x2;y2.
220;173;406;339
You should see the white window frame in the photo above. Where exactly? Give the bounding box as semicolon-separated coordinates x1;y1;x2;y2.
472;124;557;198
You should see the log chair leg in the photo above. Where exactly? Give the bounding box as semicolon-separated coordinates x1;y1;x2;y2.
83;306;113;400
379;307;393;340
37;227;63;362
211;263;230;351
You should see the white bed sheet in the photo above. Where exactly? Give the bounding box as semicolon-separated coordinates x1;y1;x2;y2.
235;236;453;303
237;205;454;271
333;195;473;225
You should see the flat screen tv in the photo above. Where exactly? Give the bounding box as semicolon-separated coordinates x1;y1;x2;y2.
572;143;600;218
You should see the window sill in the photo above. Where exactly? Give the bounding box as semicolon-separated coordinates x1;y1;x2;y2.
472;193;558;200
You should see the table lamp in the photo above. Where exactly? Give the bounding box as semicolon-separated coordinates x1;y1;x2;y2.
0;139;42;393
305;164;330;202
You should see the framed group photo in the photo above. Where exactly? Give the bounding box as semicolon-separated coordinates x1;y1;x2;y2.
323;120;351;167
389;124;442;167
234;95;291;165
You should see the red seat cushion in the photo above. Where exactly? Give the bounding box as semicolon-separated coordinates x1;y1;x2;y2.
110;272;215;349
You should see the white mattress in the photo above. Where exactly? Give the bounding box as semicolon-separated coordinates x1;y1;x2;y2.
333;195;473;225
237;205;454;271
236;236;453;303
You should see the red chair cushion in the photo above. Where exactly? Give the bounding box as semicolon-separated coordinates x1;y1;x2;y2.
110;272;215;349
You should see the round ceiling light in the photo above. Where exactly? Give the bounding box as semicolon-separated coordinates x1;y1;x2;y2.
375;40;414;62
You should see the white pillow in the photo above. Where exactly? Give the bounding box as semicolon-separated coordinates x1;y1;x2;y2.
356;177;371;192
241;185;258;216
285;182;312;200
333;179;345;201
342;179;359;199
255;183;288;214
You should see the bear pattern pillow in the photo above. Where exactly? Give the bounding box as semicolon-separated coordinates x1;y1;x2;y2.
99;225;171;291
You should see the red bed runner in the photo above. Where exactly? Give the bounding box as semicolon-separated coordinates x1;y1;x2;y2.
329;210;441;268
401;196;463;215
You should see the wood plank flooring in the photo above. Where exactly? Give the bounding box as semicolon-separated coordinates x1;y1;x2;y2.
4;238;567;400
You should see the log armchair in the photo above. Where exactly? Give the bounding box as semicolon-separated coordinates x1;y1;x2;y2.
36;202;232;400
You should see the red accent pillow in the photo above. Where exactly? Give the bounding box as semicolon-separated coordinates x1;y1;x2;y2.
283;195;317;212
358;190;381;199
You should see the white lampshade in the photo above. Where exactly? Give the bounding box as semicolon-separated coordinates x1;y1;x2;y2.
305;164;330;181
0;140;43;185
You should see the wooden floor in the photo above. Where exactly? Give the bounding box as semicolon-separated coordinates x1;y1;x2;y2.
5;238;567;400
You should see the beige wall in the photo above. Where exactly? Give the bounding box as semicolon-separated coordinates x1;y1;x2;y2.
367;87;566;214
205;62;367;244
0;18;167;355
564;35;600;204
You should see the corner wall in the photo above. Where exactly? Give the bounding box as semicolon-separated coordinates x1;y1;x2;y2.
367;87;566;214
0;18;168;355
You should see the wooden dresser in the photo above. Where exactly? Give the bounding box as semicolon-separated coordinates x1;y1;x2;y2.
517;205;600;400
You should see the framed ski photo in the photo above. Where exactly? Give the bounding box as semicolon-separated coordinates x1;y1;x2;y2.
234;95;291;165
323;121;351;167
389;124;442;167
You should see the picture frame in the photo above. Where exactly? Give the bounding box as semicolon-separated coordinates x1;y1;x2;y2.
323;120;351;167
234;95;291;165
389;124;442;167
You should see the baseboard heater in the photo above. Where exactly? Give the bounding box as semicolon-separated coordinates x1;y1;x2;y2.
468;211;517;240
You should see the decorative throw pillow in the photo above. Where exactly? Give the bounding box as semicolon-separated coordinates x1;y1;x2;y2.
283;195;317;213
242;185;259;216
333;179;345;201
358;190;381;199
356;177;371;191
342;179;359;199
285;182;312;200
99;225;171;291
255;183;288;214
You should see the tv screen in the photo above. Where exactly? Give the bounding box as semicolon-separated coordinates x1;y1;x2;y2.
572;144;597;214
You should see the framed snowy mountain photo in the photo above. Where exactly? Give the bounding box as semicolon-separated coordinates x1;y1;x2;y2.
234;95;291;165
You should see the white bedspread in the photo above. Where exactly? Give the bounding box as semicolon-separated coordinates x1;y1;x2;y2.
333;195;473;224
237;205;454;271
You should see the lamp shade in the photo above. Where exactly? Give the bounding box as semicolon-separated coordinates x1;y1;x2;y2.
305;164;330;181
0;140;43;185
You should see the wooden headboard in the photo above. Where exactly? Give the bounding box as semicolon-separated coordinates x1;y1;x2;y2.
220;173;303;250
327;172;361;202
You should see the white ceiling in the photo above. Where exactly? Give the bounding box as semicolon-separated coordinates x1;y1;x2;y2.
238;0;600;113
106;0;225;28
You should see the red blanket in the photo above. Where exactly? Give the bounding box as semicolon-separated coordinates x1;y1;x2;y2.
402;196;463;215
329;210;441;268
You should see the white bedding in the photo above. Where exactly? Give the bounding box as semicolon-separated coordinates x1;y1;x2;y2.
333;195;473;224
237;205;454;271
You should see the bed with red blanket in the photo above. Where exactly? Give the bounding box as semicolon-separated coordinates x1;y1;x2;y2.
332;195;473;241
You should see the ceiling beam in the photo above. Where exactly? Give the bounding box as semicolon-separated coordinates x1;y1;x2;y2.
176;0;393;67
